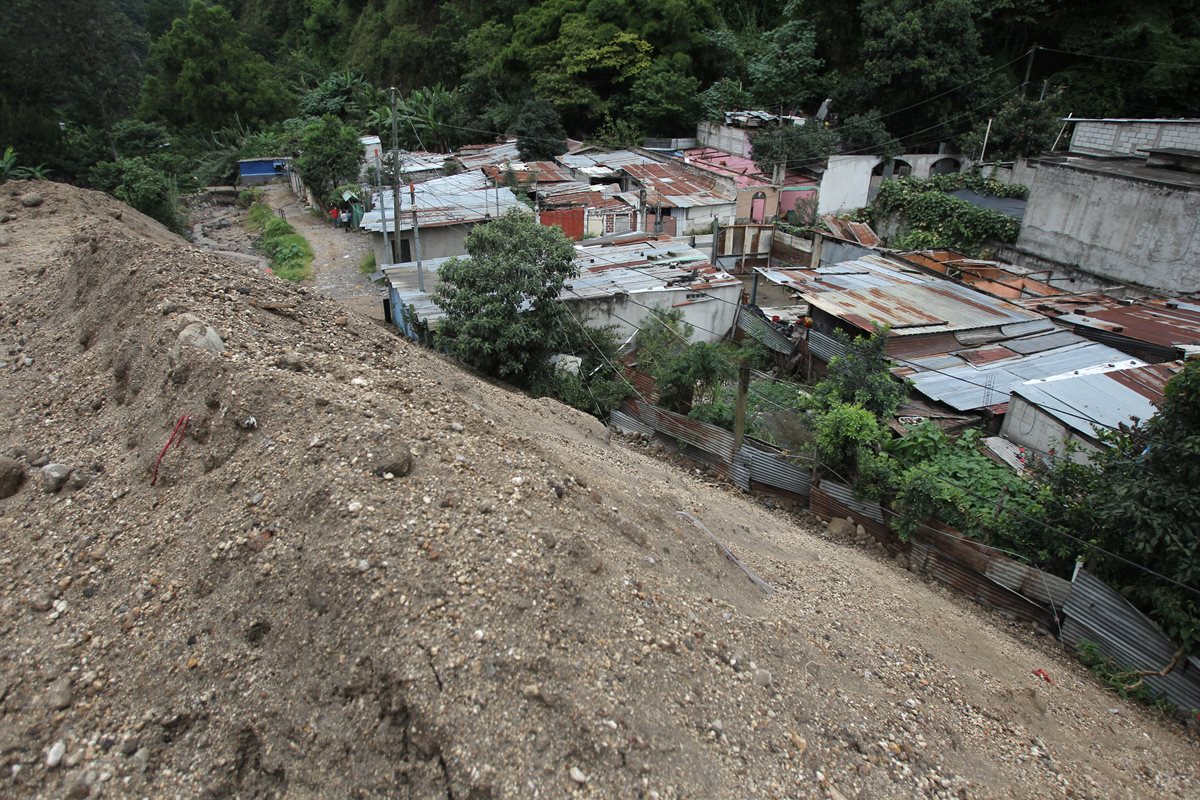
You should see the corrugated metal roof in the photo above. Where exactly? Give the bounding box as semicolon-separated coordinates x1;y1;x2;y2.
804;279;1044;336
1019;295;1200;354
1063;569;1200;713
621;162;734;208
455;139;522;169
903;342;1143;412
1012;361;1180;437
482;160;573;184
360;173;530;231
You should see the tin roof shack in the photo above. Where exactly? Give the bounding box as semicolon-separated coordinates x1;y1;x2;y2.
453;139;523;171
1018;294;1200;362
620;162;737;236
482;160;573;189
1000;361;1181;463
556;150;657;184
384;240;741;345
237;157;289;186
563;241;742;343
1013;145;1200;294
671;147;819;222
359;173;530;266
536;182;637;238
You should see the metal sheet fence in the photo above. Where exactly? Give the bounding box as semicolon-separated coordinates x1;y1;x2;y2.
1063;570;1200;713
616;400;1198;711
736;306;794;354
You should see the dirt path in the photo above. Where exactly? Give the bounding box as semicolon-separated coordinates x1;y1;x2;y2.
262;184;385;320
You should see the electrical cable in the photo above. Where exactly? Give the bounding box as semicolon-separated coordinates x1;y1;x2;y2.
1037;45;1200;70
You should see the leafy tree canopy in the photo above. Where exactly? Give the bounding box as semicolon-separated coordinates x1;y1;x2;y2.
433;209;577;381
139;0;293;130
513;100;568;162
293;115;364;204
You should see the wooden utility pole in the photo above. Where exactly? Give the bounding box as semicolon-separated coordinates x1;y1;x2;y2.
390;87;402;265
732;364;750;456
410;182;424;292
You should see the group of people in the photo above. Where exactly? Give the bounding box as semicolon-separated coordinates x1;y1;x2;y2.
328;205;357;233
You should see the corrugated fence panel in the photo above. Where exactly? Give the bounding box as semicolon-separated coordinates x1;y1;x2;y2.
810;480;905;555
985;558;1072;611
610;409;653;437
909;541;1057;630
744;446;811;498
1063;570;1200;712
737;307;794;354
633;400;735;456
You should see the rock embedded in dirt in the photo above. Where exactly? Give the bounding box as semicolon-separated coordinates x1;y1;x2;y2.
19;192;44;208
39;463;70;493
374;450;413;479
175;321;224;354
0;457;24;498
826;517;856;538
46;741;65;768
47;677;73;710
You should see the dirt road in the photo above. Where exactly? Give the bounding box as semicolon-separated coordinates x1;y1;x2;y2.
262;183;385;320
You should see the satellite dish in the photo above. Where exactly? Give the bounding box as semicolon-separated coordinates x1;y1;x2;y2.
815;99;832;123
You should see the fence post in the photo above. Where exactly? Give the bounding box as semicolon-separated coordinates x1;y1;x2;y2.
732;364;750;458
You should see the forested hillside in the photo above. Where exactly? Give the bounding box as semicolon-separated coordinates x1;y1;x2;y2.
3;0;1198;220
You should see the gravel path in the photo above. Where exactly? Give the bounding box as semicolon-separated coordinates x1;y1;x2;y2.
263;184;386;320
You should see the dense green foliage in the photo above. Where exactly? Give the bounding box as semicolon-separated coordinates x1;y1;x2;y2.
433;210;577;381
293;115;363;204
88;157;182;231
873;174;1026;255
812;325;908;418
5;0;1199;190
513;101;568;162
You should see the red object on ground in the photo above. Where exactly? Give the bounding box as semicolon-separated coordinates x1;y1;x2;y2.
151;415;191;486
1032;668;1054;685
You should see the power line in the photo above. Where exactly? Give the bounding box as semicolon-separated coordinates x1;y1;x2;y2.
556;300;650;406
1037;45;1200;70
877;51;1032;121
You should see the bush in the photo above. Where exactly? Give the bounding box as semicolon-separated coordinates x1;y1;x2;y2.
246;202;313;281
87;157;180;231
872;174;1027;255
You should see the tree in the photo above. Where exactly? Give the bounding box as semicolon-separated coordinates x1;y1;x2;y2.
513;100;568;162
810;324;908;418
139;0;293;130
751;123;838;176
433;210;577;382
627;59;702;136
294;115;363;204
700;78;754;122
88;157;179;231
959;93;1064;161
746;1;824;112
837;109;901;158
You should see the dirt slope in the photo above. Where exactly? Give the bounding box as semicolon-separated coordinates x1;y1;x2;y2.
0;181;1194;799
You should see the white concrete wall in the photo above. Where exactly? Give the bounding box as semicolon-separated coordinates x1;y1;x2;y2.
572;284;741;345
696;122;753;158
818;156;883;214
681;202;738;234
1070;120;1200;156
1000;394;1101;464
1015;161;1200;293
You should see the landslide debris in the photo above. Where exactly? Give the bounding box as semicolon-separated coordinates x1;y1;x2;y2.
0;182;1195;799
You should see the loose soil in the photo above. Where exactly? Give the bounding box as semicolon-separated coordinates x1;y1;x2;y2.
0;181;1195;799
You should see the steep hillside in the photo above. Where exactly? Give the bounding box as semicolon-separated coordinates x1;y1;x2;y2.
0;182;1195;799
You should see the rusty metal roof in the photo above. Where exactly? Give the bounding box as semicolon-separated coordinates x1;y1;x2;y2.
896;250;1063;300
1018;295;1200;355
620;162;734;208
822;216;882;247
482;160;573;184
803;279;1043;335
